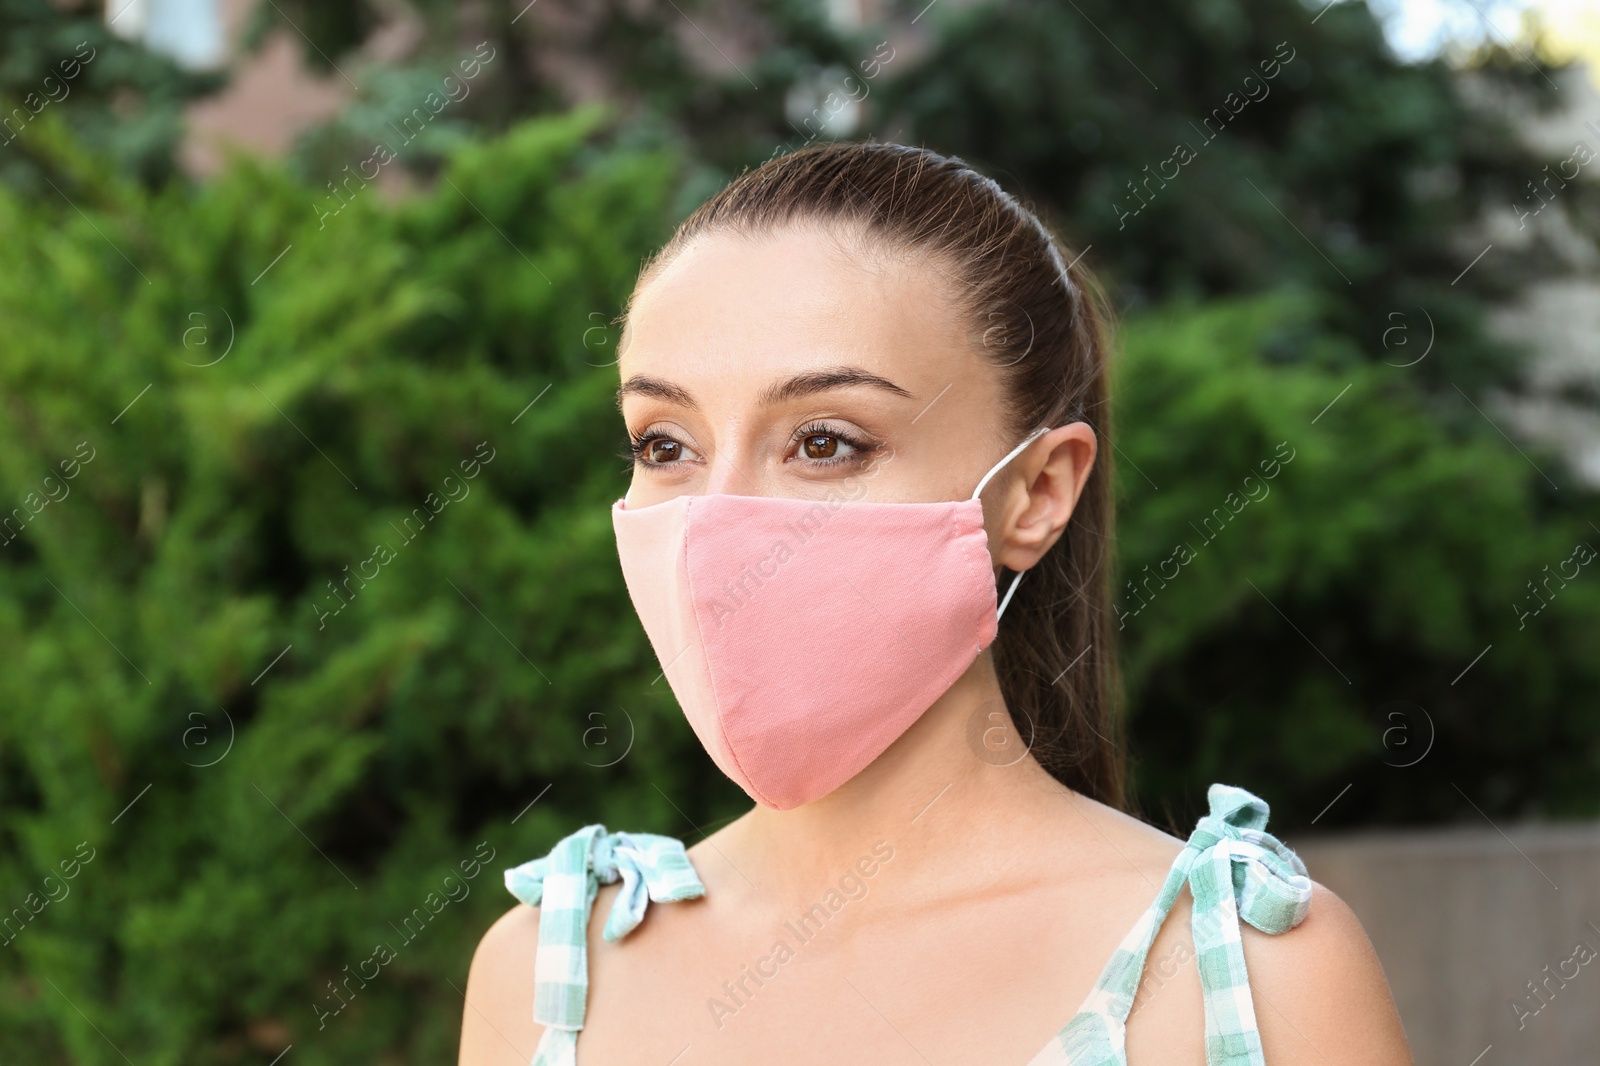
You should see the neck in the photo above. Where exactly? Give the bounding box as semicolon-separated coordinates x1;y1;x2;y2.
715;649;1066;914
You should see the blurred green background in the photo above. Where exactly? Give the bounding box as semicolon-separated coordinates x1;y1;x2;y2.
3;0;1599;1061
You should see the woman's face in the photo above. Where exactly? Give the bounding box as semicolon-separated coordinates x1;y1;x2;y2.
617;225;1020;510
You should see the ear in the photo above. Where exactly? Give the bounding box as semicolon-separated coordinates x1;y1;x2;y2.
991;424;1097;574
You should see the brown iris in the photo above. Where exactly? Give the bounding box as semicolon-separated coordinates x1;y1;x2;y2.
645;438;681;463
800;434;838;459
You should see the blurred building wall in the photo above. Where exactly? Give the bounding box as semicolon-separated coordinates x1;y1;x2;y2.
177;0;348;177
1295;822;1600;1066
1475;60;1600;487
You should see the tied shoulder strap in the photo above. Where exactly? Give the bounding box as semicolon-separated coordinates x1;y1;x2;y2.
1031;783;1314;1066
503;825;705;1065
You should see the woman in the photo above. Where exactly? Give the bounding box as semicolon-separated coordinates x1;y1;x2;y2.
458;141;1412;1065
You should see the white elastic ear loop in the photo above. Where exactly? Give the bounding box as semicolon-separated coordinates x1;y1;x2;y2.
972;425;1052;624
995;570;1025;622
970;425;1052;500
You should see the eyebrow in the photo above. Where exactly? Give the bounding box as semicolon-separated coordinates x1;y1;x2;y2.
616;365;913;411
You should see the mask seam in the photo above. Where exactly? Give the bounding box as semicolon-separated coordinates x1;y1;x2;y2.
954;502;1000;652
680;497;782;809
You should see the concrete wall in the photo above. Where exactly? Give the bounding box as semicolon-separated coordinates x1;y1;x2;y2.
1293;821;1600;1066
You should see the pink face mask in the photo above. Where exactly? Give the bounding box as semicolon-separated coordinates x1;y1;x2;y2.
612;425;1051;810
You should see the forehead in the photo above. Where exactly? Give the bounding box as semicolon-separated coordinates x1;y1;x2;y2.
619;225;982;394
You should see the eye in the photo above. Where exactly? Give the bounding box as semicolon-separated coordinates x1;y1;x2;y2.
623;422;879;472
789;422;875;466
626;429;701;467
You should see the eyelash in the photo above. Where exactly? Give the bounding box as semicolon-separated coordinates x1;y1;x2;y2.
623;422;878;469
792;421;875;466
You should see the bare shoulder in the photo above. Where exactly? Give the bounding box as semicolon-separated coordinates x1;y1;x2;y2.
1046;785;1192;883
459;901;543;1066
1048;787;1413;1063
1244;879;1414;1065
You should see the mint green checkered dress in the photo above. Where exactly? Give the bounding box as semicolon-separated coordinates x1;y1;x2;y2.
1025;783;1314;1065
502;783;1312;1066
503;825;705;1066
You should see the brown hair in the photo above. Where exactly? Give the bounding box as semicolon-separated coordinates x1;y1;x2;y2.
628;140;1127;810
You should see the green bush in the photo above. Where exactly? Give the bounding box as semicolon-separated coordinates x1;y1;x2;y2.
0;104;745;1064
1111;289;1600;831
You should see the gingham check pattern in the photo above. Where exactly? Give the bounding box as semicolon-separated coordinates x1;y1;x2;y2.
503;823;705;1066
506;786;1306;1066
1028;783;1314;1066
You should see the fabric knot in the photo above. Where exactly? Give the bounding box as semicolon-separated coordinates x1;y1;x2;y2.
1181;783;1313;938
503;823;705;1031
1183;783;1270;851
1181;785;1313;1065
1026;783;1314;1066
